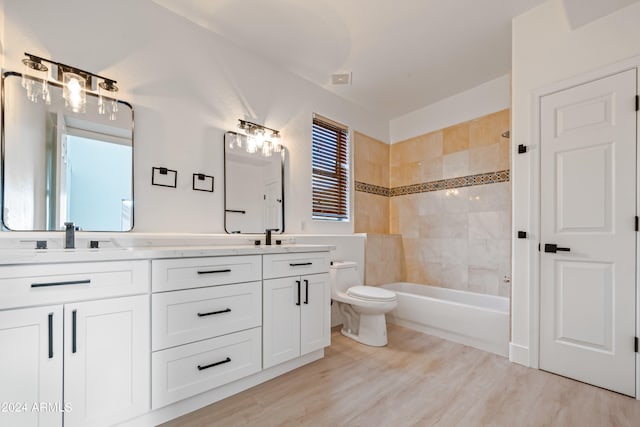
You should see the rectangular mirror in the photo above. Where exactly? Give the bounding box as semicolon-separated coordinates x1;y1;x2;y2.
224;131;284;234
1;72;134;231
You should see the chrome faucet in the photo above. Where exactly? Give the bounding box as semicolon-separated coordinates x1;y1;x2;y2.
64;222;75;249
265;228;279;246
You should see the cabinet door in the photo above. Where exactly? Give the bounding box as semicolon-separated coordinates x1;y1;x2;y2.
64;295;149;427
263;277;301;369
0;305;63;427
300;273;331;355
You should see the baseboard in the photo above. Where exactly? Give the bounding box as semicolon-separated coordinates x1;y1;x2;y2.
509;342;530;366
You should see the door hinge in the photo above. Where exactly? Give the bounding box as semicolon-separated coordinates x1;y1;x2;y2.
635;337;638;353
636;216;639;232
636;95;639;111
518;144;527;154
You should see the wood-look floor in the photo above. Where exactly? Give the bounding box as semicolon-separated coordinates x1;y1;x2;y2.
161;325;640;427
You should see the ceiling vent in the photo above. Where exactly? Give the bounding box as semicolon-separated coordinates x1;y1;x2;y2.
331;73;352;85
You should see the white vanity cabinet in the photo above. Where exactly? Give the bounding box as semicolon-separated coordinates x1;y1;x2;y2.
150;255;263;409
0;261;150;427
263;252;331;369
0;305;63;427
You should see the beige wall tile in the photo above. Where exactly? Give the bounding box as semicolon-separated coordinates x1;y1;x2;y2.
443;122;470;155
353;131;389;188
469;109;510;149
468;143;500;175
443;151;469;179
354;191;389;234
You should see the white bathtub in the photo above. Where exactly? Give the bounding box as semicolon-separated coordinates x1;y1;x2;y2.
382;283;509;357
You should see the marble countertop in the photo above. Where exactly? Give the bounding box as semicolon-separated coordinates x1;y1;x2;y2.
0;244;335;266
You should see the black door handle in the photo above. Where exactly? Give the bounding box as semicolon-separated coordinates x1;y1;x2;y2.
304;280;309;305
296;280;301;306
48;313;54;359
544;244;570;253
72;310;77;353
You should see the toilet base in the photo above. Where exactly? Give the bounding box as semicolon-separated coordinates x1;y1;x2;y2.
341;313;388;347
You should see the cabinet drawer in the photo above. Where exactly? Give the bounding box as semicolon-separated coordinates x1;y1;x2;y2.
152;255;261;292
263;252;330;279
152;281;262;351
151;327;261;409
0;261;150;310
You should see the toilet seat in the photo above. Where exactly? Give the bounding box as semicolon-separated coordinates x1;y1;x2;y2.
347;285;396;302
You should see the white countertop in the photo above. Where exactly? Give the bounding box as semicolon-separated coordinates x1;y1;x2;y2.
0;244;335;266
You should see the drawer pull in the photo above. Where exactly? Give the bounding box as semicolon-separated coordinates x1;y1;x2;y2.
197;357;231;371
31;279;91;288
48;313;54;359
289;262;312;267
197;269;232;275
197;308;232;317
72;310;77;354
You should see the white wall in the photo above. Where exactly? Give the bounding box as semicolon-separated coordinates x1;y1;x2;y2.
511;0;640;365
389;74;510;143
1;0;389;236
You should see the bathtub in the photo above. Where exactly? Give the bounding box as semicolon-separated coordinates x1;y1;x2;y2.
382;283;509;357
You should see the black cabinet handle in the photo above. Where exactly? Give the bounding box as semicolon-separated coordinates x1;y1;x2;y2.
289;262;312;267
31;279;91;288
197;308;231;317
72;310;77;354
48;313;53;359
304;280;309;305
296;280;301;306
197;357;231;371
544;244;571;253
197;269;232;275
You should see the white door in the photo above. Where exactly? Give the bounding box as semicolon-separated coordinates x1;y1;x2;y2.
300;273;331;355
540;69;636;396
64;295;150;427
0;305;63;427
263;277;301;369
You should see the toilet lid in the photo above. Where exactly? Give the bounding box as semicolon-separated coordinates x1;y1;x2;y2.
347;286;396;302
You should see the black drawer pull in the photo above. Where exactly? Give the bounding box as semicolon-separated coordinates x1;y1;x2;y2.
48;313;54;359
289;262;312;267
197;357;231;371
197;269;232;275
31;279;91;288
197;308;231;317
304;279;309;305
72;310;77;354
544;244;571;253
296;280;301;306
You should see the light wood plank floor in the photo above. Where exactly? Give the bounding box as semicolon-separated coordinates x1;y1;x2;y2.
161;325;640;427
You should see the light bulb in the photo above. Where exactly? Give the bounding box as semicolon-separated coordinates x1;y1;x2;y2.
63;72;86;113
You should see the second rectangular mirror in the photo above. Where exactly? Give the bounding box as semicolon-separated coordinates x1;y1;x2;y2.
224;131;284;234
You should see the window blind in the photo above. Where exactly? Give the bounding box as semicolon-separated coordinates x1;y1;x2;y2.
312;115;350;221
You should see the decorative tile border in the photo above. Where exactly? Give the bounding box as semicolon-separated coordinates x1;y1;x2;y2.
354;181;391;197
355;170;510;198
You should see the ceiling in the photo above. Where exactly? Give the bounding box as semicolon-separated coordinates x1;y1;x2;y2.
152;0;545;119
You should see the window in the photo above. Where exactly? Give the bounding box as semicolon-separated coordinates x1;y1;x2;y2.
312;114;350;221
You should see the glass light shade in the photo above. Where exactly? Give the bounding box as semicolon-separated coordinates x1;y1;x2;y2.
63;72;86;113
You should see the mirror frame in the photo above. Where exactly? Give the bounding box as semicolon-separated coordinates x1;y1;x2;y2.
1;71;135;232
223;131;285;234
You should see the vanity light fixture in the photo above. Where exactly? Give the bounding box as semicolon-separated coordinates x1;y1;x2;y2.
235;119;282;157
21;52;120;120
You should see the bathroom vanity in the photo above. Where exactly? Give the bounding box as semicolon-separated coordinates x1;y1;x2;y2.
0;244;332;427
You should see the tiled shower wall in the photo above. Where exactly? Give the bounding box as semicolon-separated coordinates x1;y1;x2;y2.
354;110;511;297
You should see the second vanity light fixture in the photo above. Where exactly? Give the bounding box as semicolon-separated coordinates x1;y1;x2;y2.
21;52;120;120
233;119;282;157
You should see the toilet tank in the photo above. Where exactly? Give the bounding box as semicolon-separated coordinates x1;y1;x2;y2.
329;261;362;296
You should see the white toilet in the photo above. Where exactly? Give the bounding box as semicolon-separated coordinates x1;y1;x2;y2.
329;261;397;346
